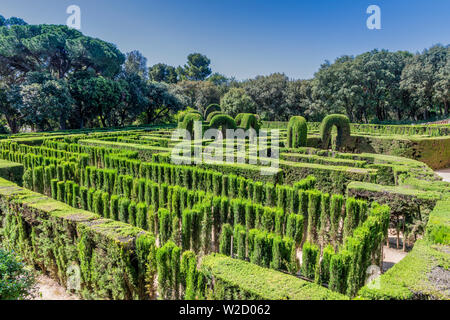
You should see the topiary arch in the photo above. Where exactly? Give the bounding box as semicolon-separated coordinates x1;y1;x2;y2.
235;113;261;131
320;114;351;150
204;104;222;119
287;116;308;148
179;112;203;135
206;111;225;123
209;114;237;137
178;110;202;124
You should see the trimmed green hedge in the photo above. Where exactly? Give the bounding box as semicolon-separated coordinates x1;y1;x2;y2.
320;114;351;150
425;198;450;246
0;159;24;186
204;104;221;119
0;177;157;300
287;116;307;148
200;254;348;300
235;113;261;131
358;239;450;300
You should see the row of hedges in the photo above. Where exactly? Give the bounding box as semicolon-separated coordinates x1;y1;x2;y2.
299;203;390;296
0;159;23;186
200;253;347;300
0;177;156;299
219;224;298;273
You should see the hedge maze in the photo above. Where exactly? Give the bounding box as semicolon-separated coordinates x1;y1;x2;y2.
0;113;448;300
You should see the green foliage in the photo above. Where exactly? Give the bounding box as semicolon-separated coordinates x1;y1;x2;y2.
287;116;308;148
200;253;347;300
158;208;171;245
204;104;221;119
0;248;36;300
301;241;319;279
320;114;351;150
218;223;233;256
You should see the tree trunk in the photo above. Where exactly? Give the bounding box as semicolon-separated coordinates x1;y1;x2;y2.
59;116;66;131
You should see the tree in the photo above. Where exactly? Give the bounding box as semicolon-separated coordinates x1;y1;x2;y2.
149;63;178;83
124;50;148;80
0;14;27;27
401;45;449;119
20;74;73;130
143;81;184;124
84;76;128;127
0;24;125;80
178;53;212;81
207;73;229;86
176;80;220;113
220;88;256;117
242;73;290;120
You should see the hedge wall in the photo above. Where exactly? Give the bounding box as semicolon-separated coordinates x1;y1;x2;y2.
0;177;157;300
0;159;23;186
200;254;348;300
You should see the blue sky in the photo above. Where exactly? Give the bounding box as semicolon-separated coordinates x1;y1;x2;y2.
1;0;449;80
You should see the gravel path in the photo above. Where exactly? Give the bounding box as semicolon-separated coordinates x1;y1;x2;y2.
32;274;79;300
435;168;450;182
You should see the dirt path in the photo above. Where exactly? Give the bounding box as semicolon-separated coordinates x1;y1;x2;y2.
32;274;80;300
435;168;450;182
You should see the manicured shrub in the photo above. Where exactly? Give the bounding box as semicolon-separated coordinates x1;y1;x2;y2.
92;190;103;215
253;181;263;204
245;202;255;230
251;230;266;267
180;250;197;300
286;214;304;246
235;224;247;260
306;190;321;243
23;168;33;190
294;175;317;191
343;197;359;239
260;208;275;232
265;183;275;207
319;193;330;244
287;116;307;148
110;195;119;221
209;114;237;135
80;186;88;210
329;251;350;294
57;181;65;202
218;223;233;256
72;183;80;208
228;174;238;198
158;208;171;245
119;197;130;223
301;241;319;279
156;241;180;299
180;112;203;136
65;181;74;206
128;201;137;226
201;204;213;255
50;178;58;200
270;235;283;270
315;244;334;285
330;194;344;244
32;166;44;194
206;111;224;123
319;114;351;150
159;183;168;208
232;199;246;226
204;103;222;119
220;197;230;225
236;113;260;130
274;208;285;235
101;192;109;218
